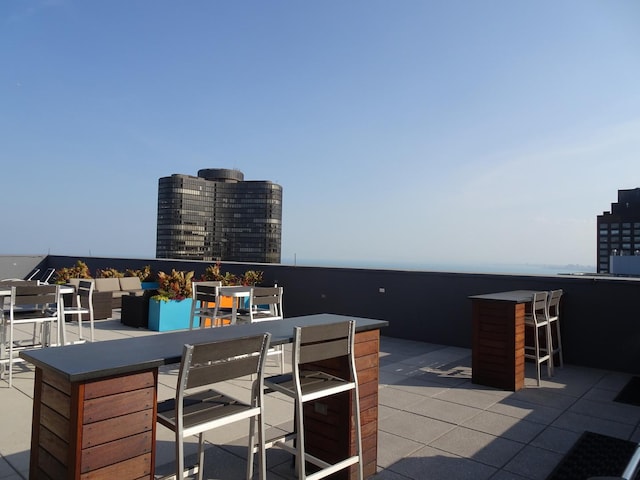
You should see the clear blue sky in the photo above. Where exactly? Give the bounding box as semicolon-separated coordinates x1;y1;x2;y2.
2;1;639;270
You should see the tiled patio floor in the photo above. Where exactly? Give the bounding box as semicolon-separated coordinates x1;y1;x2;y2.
2;312;640;479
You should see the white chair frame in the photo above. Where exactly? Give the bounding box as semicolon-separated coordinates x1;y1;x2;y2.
61;280;95;343
264;320;363;480
189;281;223;329
157;333;271;480
1;284;60;387
524;291;553;386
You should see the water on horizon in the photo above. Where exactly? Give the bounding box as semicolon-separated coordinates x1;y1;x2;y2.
290;259;596;276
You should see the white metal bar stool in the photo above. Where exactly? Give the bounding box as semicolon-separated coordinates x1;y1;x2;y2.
264;320;363;480
524;291;553;386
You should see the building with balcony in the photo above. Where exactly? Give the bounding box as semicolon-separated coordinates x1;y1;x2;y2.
156;168;283;262
597;187;640;273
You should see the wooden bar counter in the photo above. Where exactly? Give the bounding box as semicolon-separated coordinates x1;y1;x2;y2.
21;314;388;480
469;290;540;391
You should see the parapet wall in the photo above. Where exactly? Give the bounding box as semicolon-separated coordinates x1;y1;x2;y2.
37;255;640;375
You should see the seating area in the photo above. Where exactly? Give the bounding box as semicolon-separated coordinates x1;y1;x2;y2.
1;311;640;480
93;276;145;308
3;257;640;479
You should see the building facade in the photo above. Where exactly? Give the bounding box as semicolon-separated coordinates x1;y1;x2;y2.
597;188;640;273
156;168;282;263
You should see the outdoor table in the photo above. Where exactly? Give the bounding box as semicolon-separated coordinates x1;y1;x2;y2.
469;290;542;391
20;313;388;480
216;285;252;324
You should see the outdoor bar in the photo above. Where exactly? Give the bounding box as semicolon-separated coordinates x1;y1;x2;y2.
21;314;387;480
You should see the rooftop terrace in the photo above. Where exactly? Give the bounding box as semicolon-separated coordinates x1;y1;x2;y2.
2;309;639;480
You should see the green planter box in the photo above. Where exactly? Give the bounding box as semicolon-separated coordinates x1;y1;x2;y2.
148;298;194;332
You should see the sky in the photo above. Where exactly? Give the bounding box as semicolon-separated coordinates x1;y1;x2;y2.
2;1;640;271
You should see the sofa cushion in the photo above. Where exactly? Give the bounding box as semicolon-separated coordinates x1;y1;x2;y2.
95;277;121;292
119;277;142;291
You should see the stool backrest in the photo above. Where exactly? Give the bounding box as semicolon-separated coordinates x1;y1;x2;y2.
295;320;354;365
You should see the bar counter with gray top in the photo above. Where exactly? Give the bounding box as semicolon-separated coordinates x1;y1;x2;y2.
469;290;541;391
21;313;388;480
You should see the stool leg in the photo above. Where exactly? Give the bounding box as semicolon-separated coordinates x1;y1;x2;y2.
554;320;563;368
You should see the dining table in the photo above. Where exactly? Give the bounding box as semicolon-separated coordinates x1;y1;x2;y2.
468;289;543;391
214;285;253;324
20;313;388;480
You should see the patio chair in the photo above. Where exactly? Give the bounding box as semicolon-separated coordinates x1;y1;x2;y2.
1;284;60;387
524;291;553;386
60;280;95;343
237;286;285;373
263;320;363;480
547;289;564;372
156;333;271;480
189;281;224;329
238;286;284;323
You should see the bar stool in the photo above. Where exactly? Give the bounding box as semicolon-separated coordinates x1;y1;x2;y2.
264;320;363;480
547;289;564;373
524;291;553;386
157;333;271;480
60;280;95;342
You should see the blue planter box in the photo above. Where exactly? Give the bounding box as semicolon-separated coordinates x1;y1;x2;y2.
142;282;160;290
148;298;194;332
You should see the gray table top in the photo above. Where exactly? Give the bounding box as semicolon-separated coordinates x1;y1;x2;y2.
469;290;543;303
20;314;388;382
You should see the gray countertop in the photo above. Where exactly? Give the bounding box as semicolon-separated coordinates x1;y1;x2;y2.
468;289;542;303
20;313;388;382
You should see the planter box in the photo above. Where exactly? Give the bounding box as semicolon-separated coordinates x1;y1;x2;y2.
148;298;194;332
141;282;160;290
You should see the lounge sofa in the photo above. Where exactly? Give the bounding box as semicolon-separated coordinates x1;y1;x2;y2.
66;279;112;320
94;277;145;309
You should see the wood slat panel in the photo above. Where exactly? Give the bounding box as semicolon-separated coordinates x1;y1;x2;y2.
356;366;378;385
37;446;67;480
79;453;152;480
472;299;524;391
355;352;379;371
83;388;154;424
359;390;378;412
83;371;155;400
82;410;153;449
354;338;379;357
39;425;68;466
40;404;69;444
81;432;152;473
42;369;72;396
354;329;379;344
41;383;71;419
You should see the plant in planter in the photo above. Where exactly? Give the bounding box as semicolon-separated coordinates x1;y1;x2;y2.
125;265;154;282
95;268;124;278
202;261;263;286
240;269;263;286
54;260;92;284
153;269;194;302
148;269;195;332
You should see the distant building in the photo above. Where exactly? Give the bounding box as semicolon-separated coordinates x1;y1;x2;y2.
156;168;282;263
597;188;640;274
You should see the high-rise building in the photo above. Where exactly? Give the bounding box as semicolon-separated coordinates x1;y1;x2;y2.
156;168;282;262
596;188;640;273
